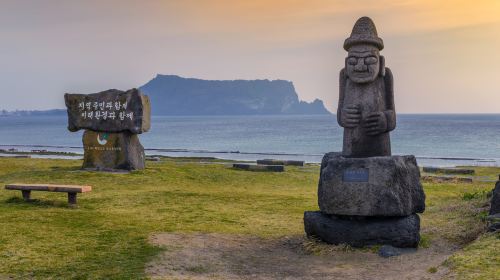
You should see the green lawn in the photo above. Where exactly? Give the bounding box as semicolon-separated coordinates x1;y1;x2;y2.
0;158;498;279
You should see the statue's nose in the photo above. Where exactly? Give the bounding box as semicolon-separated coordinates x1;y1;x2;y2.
354;60;367;72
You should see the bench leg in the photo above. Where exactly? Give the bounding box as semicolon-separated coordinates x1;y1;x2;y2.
68;193;77;205
21;190;31;201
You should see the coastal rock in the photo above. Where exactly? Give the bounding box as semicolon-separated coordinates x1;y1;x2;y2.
304;211;420;248
233;163;284;172
256;159;304;166
82;130;145;171
139;75;330;115
489;180;500;215
65;88;151;134
318;152;425;216
423;167;474;175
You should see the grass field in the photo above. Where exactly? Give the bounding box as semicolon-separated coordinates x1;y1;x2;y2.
0;157;498;279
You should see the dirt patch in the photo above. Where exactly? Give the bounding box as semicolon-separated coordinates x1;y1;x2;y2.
146;233;456;280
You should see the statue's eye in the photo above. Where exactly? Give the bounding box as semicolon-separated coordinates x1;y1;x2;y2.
365;56;378;65
347;57;357;65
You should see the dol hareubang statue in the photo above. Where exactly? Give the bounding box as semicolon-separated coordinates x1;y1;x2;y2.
304;17;425;249
338;16;395;157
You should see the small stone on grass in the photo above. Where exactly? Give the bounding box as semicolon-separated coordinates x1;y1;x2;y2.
378;245;417;258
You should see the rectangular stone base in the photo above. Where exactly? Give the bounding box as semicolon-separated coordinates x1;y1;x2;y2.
318;153;425;216
82;130;145;171
304;211;420;248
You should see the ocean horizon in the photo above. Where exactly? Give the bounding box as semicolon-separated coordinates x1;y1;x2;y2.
0;114;499;167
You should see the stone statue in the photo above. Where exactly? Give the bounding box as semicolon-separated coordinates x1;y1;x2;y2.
337;17;396;157
304;17;425;249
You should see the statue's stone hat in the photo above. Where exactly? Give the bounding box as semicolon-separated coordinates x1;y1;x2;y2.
344;17;384;51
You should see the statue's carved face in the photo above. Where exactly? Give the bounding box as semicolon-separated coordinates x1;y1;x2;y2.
345;46;380;83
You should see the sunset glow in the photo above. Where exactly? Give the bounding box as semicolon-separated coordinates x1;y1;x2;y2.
1;0;500;113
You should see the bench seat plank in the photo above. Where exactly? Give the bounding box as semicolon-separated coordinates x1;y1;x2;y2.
5;184;92;193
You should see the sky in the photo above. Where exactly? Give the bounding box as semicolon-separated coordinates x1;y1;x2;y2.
1;0;500;113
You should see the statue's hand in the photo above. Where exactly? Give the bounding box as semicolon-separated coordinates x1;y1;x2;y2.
364;112;388;135
341;105;361;128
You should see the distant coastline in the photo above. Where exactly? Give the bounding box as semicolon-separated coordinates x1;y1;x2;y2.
139;75;331;115
3;108;499;118
1;75;332;116
1;114;499;168
0;109;66;117
1;143;499;168
2;111;499;117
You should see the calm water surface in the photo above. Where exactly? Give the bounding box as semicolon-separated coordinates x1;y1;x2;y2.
0;114;498;166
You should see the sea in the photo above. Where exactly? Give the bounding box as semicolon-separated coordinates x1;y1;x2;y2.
0;114;499;167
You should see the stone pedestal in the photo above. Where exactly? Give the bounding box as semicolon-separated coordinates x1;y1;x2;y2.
82;130;145;171
318;153;425;216
304;211;420;248
305;152;425;248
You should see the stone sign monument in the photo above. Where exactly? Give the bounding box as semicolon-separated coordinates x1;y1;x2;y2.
304;17;426;248
65;88;151;171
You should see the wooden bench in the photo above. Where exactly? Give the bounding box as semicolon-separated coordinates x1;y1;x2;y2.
5;184;92;205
